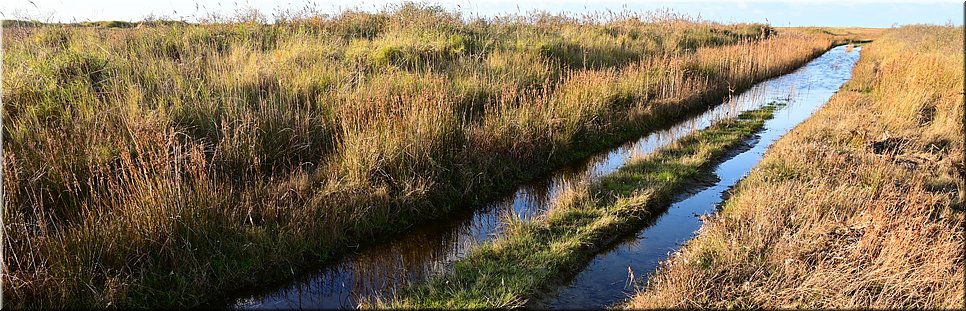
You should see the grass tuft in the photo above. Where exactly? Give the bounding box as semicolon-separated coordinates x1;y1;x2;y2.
626;25;963;309
2;4;871;308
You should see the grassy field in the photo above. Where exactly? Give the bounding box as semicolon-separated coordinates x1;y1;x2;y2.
626;25;964;309
3;4;861;308
384;104;780;309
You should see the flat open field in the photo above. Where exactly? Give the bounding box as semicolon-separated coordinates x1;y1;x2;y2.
3;3;957;310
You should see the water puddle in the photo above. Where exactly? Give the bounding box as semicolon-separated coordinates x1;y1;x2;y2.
224;44;860;309
531;44;861;309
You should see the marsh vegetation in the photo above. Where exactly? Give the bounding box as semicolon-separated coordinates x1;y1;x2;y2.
3;3;881;308
627;25;963;309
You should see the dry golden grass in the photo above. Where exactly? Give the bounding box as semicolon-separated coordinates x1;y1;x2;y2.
2;4;858;308
626;25;963;309
385;106;780;309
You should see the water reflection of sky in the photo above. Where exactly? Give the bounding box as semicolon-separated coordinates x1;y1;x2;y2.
230;44;860;310
535;45;861;310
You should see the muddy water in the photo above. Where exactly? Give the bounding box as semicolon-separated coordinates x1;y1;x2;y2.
532;45;862;309
226;45;859;310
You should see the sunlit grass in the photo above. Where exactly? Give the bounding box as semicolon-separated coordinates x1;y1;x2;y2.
383;105;779;309
626;25;963;309
1;3;862;308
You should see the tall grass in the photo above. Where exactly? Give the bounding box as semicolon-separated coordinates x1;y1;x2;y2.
3;3;846;308
385;105;780;309
626;25;963;309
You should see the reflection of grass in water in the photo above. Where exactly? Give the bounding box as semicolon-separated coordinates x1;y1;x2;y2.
629;25;964;309
384;105;778;309
2;2;873;307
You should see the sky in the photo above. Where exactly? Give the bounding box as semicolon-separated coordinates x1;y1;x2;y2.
0;0;961;28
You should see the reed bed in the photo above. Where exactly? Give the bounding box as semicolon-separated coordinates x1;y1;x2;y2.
3;4;845;308
626;25;963;309
384;105;780;309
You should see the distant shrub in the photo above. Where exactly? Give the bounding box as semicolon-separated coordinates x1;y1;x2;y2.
329;11;388;39
447;34;470;55
79;21;136;28
34;28;72;49
101;20;136;28
2;19;46;27
373;45;405;66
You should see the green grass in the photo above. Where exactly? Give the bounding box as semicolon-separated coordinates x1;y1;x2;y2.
2;2;858;307
385;105;778;309
626;25;962;309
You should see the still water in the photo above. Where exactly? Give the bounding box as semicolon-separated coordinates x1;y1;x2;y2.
533;44;861;309
225;44;860;309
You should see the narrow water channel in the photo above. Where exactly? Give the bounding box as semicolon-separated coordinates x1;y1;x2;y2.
225;44;859;310
531;44;862;309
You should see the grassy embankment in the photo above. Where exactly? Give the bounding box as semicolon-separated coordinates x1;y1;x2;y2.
3;4;851;308
384;102;781;308
627;25;964;309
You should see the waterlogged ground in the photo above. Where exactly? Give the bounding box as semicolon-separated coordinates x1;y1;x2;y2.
532;44;862;309
224;45;860;310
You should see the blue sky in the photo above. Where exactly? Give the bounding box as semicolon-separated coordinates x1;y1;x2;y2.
0;0;961;27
